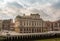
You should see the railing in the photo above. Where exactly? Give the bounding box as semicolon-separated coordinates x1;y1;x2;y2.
1;31;60;40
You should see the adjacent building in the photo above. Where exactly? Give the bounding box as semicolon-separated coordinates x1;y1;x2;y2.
52;20;60;31
2;19;13;30
0;20;3;31
44;21;53;32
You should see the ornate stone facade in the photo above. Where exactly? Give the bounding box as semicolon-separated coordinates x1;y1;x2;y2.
15;14;43;33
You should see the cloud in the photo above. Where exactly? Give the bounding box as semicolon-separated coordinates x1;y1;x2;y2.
0;0;60;21
52;1;60;9
7;2;23;8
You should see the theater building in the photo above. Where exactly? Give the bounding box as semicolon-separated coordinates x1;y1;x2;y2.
15;14;43;33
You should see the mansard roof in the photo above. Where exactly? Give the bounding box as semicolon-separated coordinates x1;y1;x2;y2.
16;15;22;18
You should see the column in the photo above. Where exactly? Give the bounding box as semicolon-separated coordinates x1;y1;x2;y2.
58;23;59;31
53;23;54;31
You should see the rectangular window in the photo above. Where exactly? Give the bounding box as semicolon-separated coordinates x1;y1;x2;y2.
54;23;58;27
59;23;60;27
24;21;25;26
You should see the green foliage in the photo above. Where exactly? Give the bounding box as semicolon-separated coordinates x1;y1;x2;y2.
35;38;60;41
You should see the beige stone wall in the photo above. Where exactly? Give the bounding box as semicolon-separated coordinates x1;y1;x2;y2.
15;14;43;33
18;19;43;27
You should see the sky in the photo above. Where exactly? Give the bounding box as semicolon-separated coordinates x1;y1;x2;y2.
0;0;60;21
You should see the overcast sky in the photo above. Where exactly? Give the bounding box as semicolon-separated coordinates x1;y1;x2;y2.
0;0;60;21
